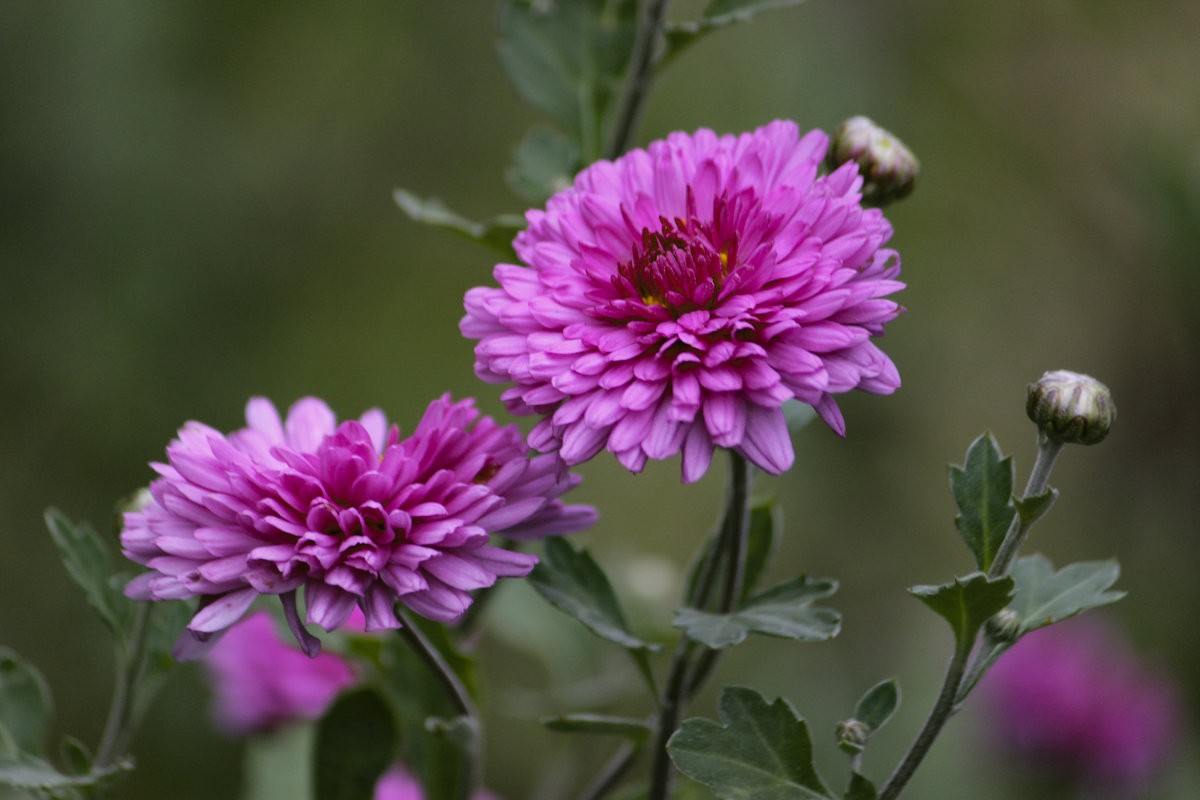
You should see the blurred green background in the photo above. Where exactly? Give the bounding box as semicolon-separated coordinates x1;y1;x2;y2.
2;1;1198;797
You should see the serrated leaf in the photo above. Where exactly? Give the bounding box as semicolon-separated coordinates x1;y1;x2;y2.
948;434;1017;572
313;688;397;800
45;509;135;642
507;125;580;203
1013;489;1058;527
668;686;833;799
0;649;52;757
542;714;652;743
675;577;840;650
529;537;655;651
394;189;524;260
1009;554;1125;633
852;678;899;733
910;573;1014;653
845;772;877;800
496;0;638;161
662;0;810;64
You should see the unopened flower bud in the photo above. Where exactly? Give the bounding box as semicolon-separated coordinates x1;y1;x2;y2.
827;116;919;206
1026;371;1116;446
836;718;870;754
985;609;1022;643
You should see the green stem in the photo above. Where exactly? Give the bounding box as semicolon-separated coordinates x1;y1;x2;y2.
577;742;642;800
605;0;673;160
394;607;481;797
989;436;1064;578
876;642;971;800
93;602;150;770
647;452;751;800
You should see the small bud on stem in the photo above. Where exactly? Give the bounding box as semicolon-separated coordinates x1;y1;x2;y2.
827;116;919;206
1026;371;1116;446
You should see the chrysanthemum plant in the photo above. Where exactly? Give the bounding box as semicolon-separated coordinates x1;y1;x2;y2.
0;3;1126;799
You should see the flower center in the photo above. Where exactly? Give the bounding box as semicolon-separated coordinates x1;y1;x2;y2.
614;212;734;316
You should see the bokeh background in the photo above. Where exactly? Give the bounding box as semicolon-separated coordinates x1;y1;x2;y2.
3;1;1199;798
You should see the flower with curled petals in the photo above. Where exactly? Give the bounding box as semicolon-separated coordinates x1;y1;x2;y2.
462;120;904;482
121;394;597;659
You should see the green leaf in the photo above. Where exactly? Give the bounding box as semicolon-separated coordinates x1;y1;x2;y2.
0;750;128;794
852;678;899;733
44;508;135;642
394;189;524;260
675;577;839;649
668;686;833;799
662;0;811;65
781;400;818;437
909;573;1015;653
741;498;781;605
58;736;91;777
1009;554;1125;634
1013;489;1058;527
947;434;1017;572
845;772;877;800
313;688;397;800
0;649;52;757
529;537;657;651
541;714;652;743
507;125;580;203
496;0;638;161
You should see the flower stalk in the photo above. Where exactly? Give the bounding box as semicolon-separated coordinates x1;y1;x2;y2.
605;0;673;160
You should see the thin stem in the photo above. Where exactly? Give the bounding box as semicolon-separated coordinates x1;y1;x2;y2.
605;0;672;160
394;606;481;797
577;741;642;800
876;644;971;800
93;602;150;769
647;451;751;800
989;437;1064;578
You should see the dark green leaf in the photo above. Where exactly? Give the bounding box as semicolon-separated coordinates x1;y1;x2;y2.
668;686;833;799
59;736;91;776
541;714;652;743
507;125;580;203
529;537;656;651
675;577;839;649
0;649;52;757
1009;554;1125;634
394;189;524;260
662;0;810;65
1013;489;1058;527
947;434;1017;572
741;498;781;604
45;508;135;642
496;0;638;161
313;688;397;800
909;573;1014;653
852;678;899;733
845;772;877;800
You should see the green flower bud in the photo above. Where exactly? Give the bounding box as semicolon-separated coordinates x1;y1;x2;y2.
985;608;1021;643
1026;370;1116;446
827;116;919;206
836;718;870;754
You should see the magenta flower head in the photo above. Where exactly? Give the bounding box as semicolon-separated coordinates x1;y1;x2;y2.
204;610;357;735
462;121;904;482
981;617;1181;796
121;395;597;659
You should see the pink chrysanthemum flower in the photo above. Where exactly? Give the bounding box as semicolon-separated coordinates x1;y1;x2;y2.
462;120;904;482
121;395;597;659
204;610;357;735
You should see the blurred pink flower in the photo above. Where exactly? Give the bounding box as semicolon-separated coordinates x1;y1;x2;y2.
374;765;497;800
981;616;1181;795
204;610;356;735
122;394;596;659
462;120;903;482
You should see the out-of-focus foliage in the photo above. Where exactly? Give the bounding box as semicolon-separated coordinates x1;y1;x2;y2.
2;1;1199;798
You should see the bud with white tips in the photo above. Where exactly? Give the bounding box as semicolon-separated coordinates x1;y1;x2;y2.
985;609;1022;643
836;718;871;754
827;116;919;206
1026;370;1116;446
